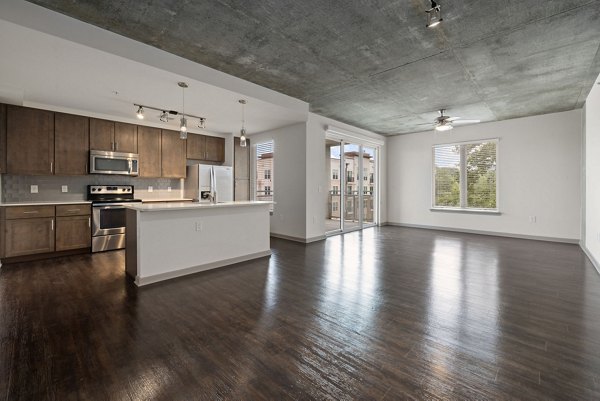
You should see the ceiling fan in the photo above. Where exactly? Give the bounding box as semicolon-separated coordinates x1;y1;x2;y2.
422;109;481;132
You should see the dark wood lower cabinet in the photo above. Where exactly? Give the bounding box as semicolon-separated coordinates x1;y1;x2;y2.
4;217;55;257
56;215;91;251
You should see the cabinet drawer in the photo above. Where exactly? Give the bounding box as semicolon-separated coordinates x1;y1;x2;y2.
56;204;91;217
5;205;55;219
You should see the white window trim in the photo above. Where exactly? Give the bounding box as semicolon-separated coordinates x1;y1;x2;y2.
431;138;500;213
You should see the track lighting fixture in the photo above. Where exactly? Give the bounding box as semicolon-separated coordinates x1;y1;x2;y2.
159;111;170;123
426;0;443;28
133;82;206;137
239;99;247;147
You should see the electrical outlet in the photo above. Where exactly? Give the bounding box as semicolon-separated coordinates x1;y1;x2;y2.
30;185;38;194
529;216;537;223
61;185;68;193
148;186;153;193
195;222;202;232
167;187;172;192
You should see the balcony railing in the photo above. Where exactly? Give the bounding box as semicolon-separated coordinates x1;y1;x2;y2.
327;191;374;222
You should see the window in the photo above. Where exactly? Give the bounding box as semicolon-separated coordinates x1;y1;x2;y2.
433;140;498;210
347;170;353;182
332;169;339;180
332;202;339;212
347;185;353;194
255;141;274;206
332;185;339;194
363;168;368;180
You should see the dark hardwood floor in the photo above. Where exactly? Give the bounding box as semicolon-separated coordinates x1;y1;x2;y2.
1;226;600;400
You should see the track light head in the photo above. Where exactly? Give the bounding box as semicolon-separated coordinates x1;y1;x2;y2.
198;118;206;129
136;106;144;120
426;0;443;28
159;111;170;122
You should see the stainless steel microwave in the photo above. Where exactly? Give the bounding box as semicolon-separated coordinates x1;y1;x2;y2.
89;150;139;176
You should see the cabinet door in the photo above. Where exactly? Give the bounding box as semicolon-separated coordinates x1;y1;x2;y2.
186;133;206;160
0;104;6;174
138;126;161;177
90;118;115;151
7;106;54;175
114;122;137;153
234;179;250;201
56;216;91;251
54;113;89;175
161;130;186;178
205;136;225;163
4;217;55;257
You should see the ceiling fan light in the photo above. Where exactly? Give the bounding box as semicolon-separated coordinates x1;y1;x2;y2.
435;123;453;132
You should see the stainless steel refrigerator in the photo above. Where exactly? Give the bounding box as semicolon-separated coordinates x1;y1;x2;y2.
184;164;234;202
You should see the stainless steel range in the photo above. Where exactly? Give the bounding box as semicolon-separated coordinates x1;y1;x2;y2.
88;185;141;252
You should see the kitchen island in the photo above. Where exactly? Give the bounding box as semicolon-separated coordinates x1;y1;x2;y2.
125;201;272;286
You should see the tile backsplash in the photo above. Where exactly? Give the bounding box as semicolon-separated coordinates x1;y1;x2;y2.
1;174;184;203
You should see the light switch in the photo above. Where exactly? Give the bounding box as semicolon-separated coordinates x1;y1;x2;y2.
61;185;68;193
30;185;38;194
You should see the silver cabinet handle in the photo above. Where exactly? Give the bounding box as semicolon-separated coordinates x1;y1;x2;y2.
51;219;54;231
23;211;39;214
66;209;80;213
88;217;91;227
50;162;53;173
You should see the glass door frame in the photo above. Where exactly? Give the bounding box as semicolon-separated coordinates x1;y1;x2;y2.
325;137;380;236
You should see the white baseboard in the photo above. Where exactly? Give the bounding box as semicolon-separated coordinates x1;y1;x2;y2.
135;250;272;286
580;242;600;276
386;222;580;244
270;233;326;243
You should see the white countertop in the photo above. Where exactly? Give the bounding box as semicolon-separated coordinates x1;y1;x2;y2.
125;201;273;212
0;201;92;207
140;198;193;203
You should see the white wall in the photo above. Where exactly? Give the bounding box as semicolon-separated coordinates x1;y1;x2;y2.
584;79;600;265
250;123;307;240
387;110;582;241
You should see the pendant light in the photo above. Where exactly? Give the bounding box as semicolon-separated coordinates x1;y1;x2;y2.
179;82;188;139
239;99;247;147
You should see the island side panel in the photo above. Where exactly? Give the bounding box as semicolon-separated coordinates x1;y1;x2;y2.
137;204;270;282
125;208;139;280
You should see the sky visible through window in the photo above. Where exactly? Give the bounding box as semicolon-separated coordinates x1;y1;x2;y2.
434;146;460;167
330;144;375;159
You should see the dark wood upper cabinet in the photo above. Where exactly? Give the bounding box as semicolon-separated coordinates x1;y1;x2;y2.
161;130;186;178
54;113;89;175
0;104;6;174
186;133;206;160
205;136;225;163
7;106;54;175
89;118;115;151
138;126;162;178
90;119;137;153
114;122;137;153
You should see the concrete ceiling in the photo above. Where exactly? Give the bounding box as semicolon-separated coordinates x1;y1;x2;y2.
24;0;600;135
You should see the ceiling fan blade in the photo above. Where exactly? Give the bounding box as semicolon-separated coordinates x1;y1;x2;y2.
453;119;481;125
416;122;434;126
446;117;461;122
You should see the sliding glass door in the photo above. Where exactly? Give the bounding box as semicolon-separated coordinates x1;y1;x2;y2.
325;139;378;234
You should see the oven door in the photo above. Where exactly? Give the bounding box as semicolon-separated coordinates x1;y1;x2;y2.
92;205;127;236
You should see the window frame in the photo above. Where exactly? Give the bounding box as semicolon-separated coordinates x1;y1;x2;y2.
431;138;500;214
